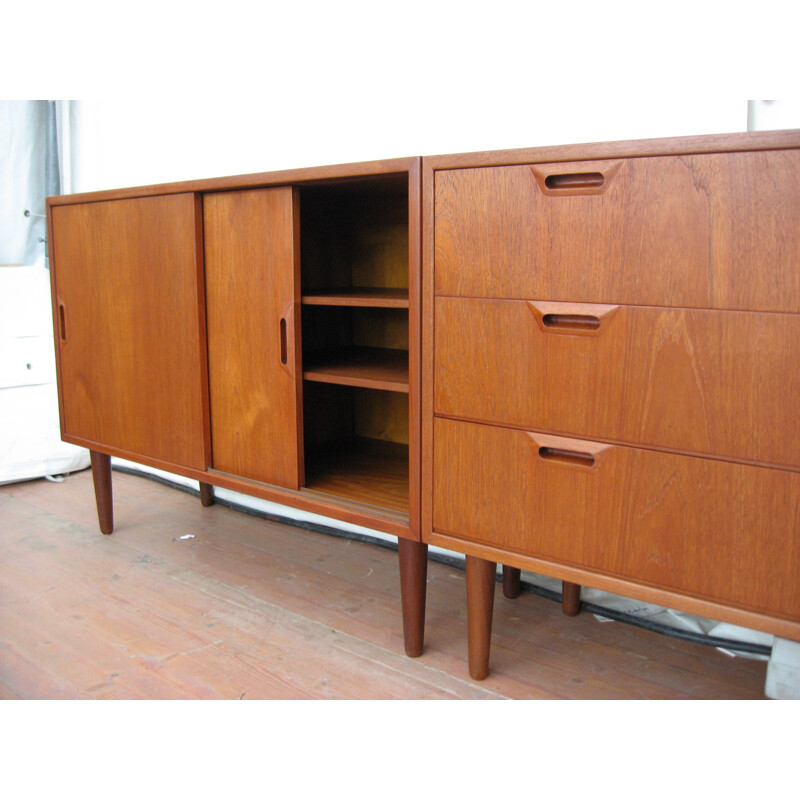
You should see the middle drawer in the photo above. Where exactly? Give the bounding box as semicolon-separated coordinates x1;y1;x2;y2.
434;297;800;469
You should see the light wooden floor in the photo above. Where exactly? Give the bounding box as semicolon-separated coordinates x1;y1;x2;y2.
0;468;768;699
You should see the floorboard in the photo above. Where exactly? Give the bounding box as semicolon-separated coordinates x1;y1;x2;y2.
0;469;768;699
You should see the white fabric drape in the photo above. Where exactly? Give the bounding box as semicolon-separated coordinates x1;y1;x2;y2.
0;100;89;483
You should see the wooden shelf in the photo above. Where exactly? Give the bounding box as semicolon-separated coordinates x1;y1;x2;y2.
304;438;409;514
302;288;409;308
303;347;409;392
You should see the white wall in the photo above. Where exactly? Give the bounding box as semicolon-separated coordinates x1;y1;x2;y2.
69;98;750;194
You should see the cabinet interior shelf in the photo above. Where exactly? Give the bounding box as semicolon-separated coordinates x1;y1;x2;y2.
304;438;409;514
302;287;409;308
303;347;409;392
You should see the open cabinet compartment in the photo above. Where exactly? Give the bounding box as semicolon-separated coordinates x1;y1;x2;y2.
298;174;411;515
302;383;409;513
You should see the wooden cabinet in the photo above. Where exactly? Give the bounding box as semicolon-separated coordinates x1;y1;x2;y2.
47;159;427;658
423;131;800;678
47;130;800;683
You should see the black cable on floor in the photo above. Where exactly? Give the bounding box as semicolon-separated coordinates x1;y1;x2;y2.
110;464;774;657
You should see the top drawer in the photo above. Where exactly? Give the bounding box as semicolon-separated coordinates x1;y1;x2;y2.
434;150;800;313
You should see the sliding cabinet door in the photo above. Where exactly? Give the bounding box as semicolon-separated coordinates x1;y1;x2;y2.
204;187;304;488
51;193;209;470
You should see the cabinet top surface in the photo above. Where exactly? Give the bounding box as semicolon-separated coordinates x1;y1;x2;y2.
47;155;420;207
423;128;800;170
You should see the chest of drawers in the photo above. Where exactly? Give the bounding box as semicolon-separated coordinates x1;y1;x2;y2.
421;131;800;678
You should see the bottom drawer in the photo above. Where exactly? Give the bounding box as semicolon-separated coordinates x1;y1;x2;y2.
433;417;800;620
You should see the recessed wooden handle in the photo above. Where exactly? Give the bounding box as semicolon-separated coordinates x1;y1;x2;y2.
527;301;619;336
280;317;288;365
544;172;604;190
526;432;613;470
531;160;622;196
538;446;595;467
58;302;67;341
541;313;601;332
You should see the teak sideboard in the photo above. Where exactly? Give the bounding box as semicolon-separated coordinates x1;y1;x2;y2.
47;130;800;681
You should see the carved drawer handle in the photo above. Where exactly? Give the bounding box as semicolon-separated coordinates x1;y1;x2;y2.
544;172;604;190
541;313;601;332
526;432;613;471
527;301;620;336
537;446;596;467
531;160;622;196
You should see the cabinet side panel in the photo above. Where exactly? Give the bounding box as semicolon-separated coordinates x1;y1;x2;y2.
51;194;208;470
204;187;303;488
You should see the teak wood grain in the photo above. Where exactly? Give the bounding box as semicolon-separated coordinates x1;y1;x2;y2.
301;288;409;308
303;346;409;393
434;151;800;313
304;439;410;514
434;297;800;469
50;194;209;470
432;417;800;622
204;187;304;488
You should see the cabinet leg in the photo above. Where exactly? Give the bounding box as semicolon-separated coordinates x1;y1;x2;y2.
502;565;522;598
90;450;113;535
199;482;215;507
466;556;496;680
562;581;581;616
398;539;428;658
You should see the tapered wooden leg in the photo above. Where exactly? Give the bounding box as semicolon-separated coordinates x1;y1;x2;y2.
562;581;582;616
502;565;521;598
466;556;496;680
398;539;428;657
90;450;113;534
199;482;215;507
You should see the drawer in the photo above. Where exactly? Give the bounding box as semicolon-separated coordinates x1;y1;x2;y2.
432;418;800;620
434;298;800;469
434;150;800;313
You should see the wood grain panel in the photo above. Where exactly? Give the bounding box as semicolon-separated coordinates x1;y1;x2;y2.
304;438;409;513
204;187;303;488
303;346;409;392
432;418;800;621
434;298;800;469
50;194;209;470
434;150;800;312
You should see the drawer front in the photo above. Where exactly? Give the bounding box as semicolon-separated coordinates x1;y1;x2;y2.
433;418;800;620
434;151;800;313
434;298;800;469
